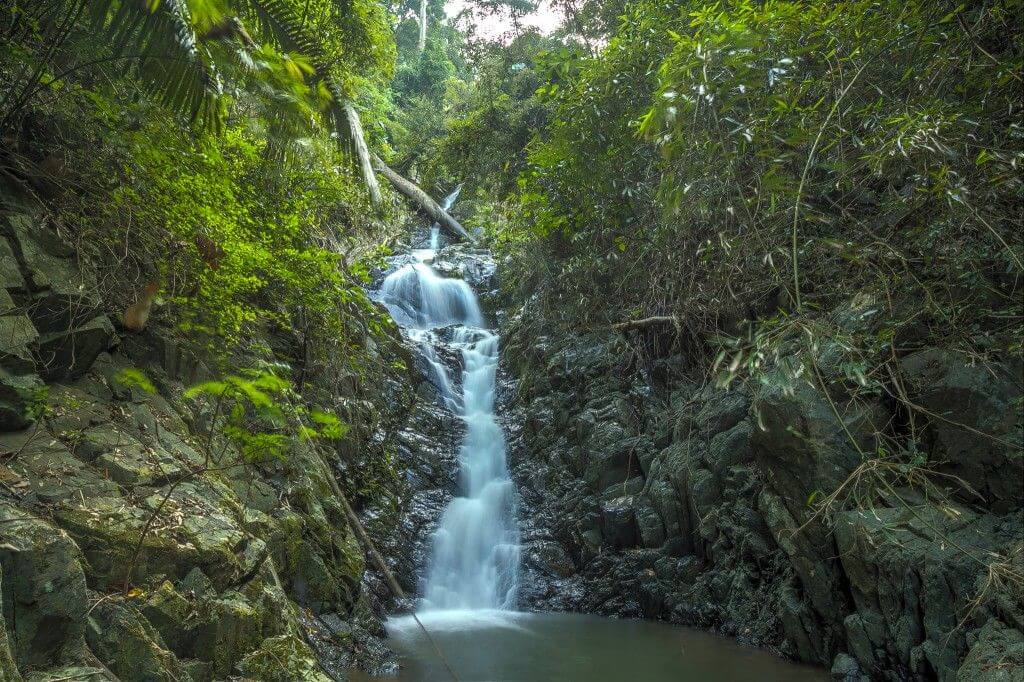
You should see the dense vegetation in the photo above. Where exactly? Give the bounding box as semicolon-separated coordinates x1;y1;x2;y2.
413;0;1024;506
1;0;1021;678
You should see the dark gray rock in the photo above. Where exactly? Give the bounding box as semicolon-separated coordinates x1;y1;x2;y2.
900;348;1023;511
0;372;46;431
957;620;1024;681
600;496;638;548
830;652;868;681
34;314;116;381
0;504;90;670
86;597;191;682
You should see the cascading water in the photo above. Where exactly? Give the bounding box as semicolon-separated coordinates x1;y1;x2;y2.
376;187;519;613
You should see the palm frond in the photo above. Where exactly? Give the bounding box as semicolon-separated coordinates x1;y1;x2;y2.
91;0;224;129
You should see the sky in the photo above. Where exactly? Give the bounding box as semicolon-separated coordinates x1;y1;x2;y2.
444;0;563;40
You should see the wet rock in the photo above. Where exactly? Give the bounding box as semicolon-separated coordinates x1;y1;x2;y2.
830;652;868;681
526;540;576;577
635;496;666;548
600;496;638;548
0;504;89;670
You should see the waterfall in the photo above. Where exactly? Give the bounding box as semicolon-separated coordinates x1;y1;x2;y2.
376;193;519;612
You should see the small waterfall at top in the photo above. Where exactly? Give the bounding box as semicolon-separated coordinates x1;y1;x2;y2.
376;186;519;612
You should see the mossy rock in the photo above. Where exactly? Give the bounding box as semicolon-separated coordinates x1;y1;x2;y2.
0;504;89;671
0;373;47;432
6;436;120;504
238;635;332;682
85;597;192;682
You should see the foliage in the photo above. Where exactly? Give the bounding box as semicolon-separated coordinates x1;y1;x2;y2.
494;0;1023;373
185;368;349;463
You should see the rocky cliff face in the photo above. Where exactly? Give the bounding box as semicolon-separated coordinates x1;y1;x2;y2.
501;299;1023;681
0;207;418;681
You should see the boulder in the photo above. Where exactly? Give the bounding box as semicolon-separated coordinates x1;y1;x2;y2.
0;315;38;373
0;568;21;682
34;315;116;381
5;435;121;504
0;237;25;291
834;502;1021;679
751;374;889;518
635;496;666;548
0;504;90;670
900;348;1023;511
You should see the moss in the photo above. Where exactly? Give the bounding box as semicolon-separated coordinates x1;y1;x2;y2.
238;635;332;682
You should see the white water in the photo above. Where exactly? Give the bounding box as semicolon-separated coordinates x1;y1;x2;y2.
377;189;519;612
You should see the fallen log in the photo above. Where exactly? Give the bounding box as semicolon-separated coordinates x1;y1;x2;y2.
371;154;476;244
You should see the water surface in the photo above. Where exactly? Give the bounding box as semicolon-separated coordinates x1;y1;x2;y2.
363;610;826;681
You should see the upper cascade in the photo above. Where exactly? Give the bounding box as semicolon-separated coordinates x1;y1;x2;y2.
379;262;484;330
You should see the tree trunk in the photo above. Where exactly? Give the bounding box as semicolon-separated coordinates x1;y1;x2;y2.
372;154;476;243
343;103;382;207
418;0;427;53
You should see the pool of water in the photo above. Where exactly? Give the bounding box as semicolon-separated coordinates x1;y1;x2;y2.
359;610;826;681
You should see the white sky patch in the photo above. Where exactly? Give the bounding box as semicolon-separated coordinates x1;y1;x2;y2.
445;0;562;40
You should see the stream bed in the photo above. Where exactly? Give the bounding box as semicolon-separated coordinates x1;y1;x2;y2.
361;610;825;681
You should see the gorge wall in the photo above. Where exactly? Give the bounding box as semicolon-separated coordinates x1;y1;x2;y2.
0;200;419;682
500;295;1023;682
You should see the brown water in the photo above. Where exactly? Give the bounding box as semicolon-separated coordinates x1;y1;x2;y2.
360;610;826;681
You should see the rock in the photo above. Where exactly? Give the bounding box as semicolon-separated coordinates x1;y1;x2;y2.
34;315;116;381
6;436;121;504
0;567;21;682
635;496;666;548
834;502;1021;679
900;348;1023;511
0;373;46;431
527;540;576;577
42;384;109;435
707;420;754;474
0;315;38;373
600;496;638;548
0;237;25;291
958;620;1024;681
0;504;90;670
831;652;868;681
140;581;215;660
86;597;192;682
238;635;332;682
751;374;889;517
23;667;115;681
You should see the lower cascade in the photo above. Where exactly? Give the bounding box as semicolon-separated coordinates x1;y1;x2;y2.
377;228;520;612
